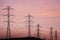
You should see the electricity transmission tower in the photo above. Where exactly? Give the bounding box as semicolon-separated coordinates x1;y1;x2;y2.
55;30;57;40
36;24;41;38
25;14;33;37
3;6;14;39
50;27;53;40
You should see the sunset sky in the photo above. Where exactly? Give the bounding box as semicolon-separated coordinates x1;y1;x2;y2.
0;0;60;40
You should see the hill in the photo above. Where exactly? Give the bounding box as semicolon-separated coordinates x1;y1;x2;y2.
1;37;45;40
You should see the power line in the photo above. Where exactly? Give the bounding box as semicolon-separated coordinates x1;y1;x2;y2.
3;6;14;39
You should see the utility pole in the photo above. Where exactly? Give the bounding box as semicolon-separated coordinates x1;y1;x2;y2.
25;14;33;37
55;31;57;40
3;6;14;39
36;24;41;38
50;27;53;40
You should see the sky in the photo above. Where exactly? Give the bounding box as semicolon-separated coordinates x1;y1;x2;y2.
0;0;60;40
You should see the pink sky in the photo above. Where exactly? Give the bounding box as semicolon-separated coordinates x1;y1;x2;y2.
0;0;60;40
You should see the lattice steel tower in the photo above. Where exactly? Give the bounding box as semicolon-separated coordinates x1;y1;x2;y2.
25;14;33;37
50;27;53;40
55;30;57;40
36;24;41;38
3;6;14;39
